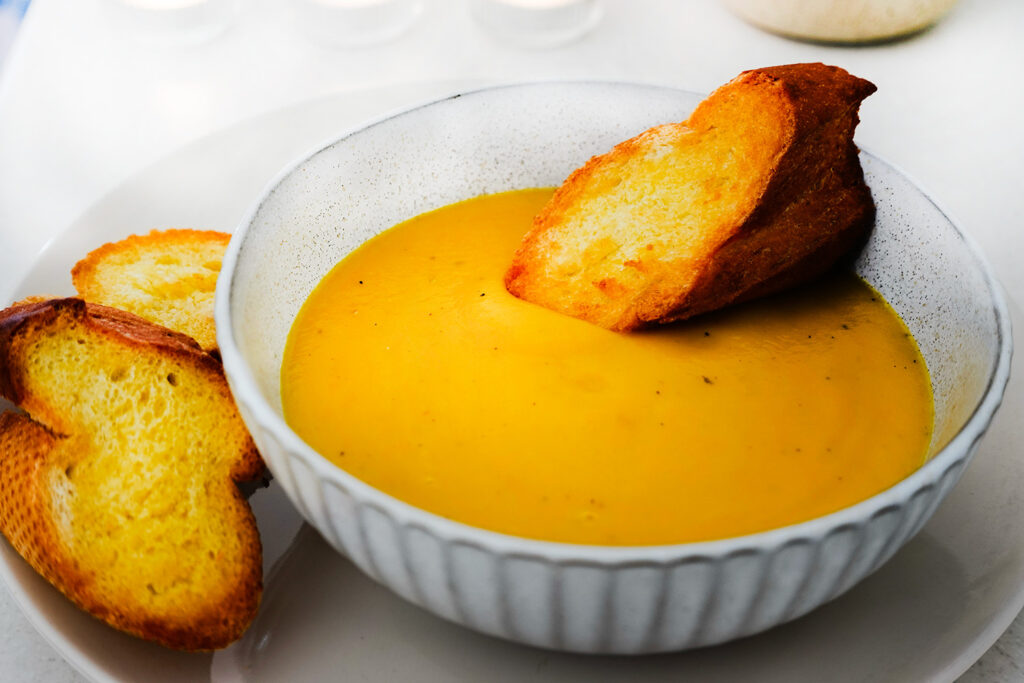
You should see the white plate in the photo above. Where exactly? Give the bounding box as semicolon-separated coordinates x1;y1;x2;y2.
1;83;1022;683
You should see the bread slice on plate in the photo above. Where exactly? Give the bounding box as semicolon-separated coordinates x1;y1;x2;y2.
71;229;230;352
505;62;877;331
0;297;262;650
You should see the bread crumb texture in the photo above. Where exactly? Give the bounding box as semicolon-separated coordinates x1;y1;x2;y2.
505;62;877;331
0;298;262;650
72;229;230;352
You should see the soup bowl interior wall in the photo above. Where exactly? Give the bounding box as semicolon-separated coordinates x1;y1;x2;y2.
217;82;1010;654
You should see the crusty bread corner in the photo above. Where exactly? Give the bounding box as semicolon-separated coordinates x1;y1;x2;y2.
0;297;263;650
10;295;55;307
71;229;230;353
505;62;877;331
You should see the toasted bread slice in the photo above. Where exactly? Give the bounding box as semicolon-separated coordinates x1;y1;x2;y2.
0;298;262;650
71;229;229;352
505;63;877;331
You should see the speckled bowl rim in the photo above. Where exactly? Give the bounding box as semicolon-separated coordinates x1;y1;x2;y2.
215;81;1013;563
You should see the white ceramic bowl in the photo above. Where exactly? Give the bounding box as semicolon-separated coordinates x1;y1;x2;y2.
215;82;1012;654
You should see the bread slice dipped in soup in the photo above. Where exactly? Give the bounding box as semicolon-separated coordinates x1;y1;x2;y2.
281;64;933;545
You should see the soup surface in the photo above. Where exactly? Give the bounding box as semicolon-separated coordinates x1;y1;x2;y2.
282;189;933;545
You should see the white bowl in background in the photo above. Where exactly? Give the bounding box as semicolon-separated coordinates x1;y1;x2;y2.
721;0;960;44
215;82;1011;654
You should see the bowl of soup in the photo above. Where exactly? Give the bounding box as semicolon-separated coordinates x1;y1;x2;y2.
215;82;1011;653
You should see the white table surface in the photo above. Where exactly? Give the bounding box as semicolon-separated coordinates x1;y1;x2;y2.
0;0;1022;680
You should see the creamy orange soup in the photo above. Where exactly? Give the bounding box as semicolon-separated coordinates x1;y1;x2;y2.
281;189;933;545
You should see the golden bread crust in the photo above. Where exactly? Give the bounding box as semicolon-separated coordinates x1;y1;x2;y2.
0;297;262;650
505;62;877;330
72;229;230;352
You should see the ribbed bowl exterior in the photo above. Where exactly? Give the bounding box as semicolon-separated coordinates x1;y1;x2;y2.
233;393;977;653
217;82;1012;655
